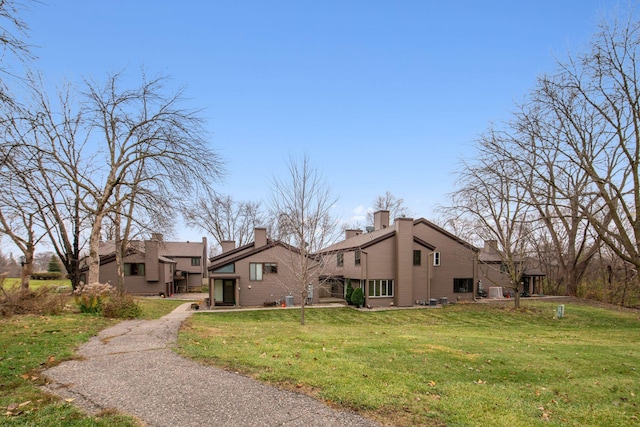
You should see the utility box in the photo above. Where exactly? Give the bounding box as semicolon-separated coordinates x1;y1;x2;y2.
439;297;448;305
285;295;294;307
429;298;437;307
557;304;565;318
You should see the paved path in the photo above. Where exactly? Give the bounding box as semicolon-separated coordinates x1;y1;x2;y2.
43;303;380;427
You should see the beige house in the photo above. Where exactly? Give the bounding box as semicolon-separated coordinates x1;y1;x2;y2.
319;211;480;308
84;234;208;296
208;228;319;307
207;211;545;308
478;240;546;297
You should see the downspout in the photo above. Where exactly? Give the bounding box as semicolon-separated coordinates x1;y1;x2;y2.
235;278;240;307
361;249;368;308
209;276;215;308
473;250;479;302
428;252;432;302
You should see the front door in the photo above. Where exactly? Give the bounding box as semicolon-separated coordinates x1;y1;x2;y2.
223;279;235;304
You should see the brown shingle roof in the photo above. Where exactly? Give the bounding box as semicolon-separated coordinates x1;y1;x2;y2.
319;227;396;253
99;240;204;257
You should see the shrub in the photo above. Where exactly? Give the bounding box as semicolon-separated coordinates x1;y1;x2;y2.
74;282;112;314
47;255;63;273
351;287;364;308
31;271;64;280
0;279;68;317
102;293;142;319
345;280;354;305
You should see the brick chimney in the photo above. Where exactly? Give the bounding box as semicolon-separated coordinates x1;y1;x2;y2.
345;229;362;240
484;240;498;253
221;240;235;253
254;227;267;248
374;210;390;230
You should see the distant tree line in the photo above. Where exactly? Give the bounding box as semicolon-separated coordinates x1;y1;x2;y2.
443;10;640;307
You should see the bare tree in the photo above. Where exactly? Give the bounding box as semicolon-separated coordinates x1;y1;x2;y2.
77;71;222;285
365;191;410;226
531;13;640;290
0;0;32;108
4;71;222;289
183;191;264;250
269;155;339;324
476;104;602;296
0;0;36;288
0;112;54;289
33;251;53;272
448;129;538;308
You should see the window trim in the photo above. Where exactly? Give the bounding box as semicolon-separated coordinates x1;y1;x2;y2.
337;253;344;267
368;279;394;298
355;250;361;266
191;257;201;266
433;252;441;266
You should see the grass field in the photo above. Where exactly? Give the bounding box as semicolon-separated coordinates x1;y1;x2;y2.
2;277;72;290
177;301;640;426
0;297;185;426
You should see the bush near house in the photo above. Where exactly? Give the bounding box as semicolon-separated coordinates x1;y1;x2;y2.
350;287;364;307
345;280;354;305
74;283;112;314
102;293;142;319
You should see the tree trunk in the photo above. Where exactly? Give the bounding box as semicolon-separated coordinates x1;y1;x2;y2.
87;213;105;284
20;247;34;291
300;290;306;325
512;280;521;309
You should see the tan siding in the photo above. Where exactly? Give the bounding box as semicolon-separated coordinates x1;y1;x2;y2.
412;244;429;302
230;245;319;307
99;253;167;295
144;240;160;281
414;222;477;301
395;218;414;307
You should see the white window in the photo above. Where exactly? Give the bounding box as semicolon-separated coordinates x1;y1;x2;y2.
434;252;441;266
249;263;277;281
368;279;394;297
250;263;263;281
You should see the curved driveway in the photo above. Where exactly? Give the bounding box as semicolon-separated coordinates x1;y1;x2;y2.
43;303;380;427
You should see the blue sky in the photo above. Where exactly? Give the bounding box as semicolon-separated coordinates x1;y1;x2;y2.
19;0;622;240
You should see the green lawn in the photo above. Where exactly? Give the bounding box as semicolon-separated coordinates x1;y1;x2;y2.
2;277;72;290
135;297;192;319
177;301;640;426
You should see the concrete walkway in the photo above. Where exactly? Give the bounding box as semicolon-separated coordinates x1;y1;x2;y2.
43;303;380;427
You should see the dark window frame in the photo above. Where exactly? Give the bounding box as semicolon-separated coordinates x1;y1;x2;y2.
124;263;145;276
413;250;421;266
453;278;473;293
